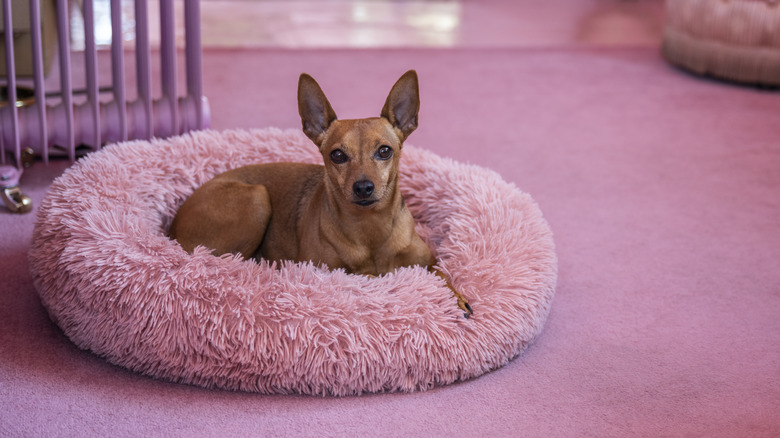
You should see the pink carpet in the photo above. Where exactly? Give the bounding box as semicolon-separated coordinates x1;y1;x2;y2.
2;47;779;436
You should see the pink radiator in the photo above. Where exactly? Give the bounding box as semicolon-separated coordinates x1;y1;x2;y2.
1;0;209;213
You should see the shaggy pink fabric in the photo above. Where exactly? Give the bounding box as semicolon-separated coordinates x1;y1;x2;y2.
28;128;556;395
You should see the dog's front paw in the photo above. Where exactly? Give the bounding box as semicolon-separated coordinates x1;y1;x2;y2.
454;292;473;319
432;268;474;319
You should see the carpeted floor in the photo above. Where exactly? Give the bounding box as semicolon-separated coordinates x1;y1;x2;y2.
2;46;779;436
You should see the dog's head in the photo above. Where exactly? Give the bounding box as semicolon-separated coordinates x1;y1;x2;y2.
298;70;419;210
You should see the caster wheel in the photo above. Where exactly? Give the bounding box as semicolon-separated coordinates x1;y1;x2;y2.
2;186;33;214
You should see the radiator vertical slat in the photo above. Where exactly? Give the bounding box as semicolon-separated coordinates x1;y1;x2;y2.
159;0;178;136
83;0;101;149
55;0;74;161
135;0;152;139
184;0;204;130
2;0;20;167
110;0;127;142
29;0;48;163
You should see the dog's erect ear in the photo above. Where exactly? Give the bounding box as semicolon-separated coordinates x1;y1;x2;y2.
298;73;338;146
381;70;420;142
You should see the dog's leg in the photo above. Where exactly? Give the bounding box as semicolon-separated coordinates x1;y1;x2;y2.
432;269;474;319
398;237;474;319
170;181;271;260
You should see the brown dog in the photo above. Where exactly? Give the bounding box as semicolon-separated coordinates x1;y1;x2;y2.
169;70;472;317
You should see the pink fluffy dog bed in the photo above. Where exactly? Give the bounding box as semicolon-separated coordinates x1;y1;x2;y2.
29;128;557;395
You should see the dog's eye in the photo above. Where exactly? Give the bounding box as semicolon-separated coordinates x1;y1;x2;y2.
377;145;393;160
330;149;348;164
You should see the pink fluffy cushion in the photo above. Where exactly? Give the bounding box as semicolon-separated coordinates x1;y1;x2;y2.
29;128;557;395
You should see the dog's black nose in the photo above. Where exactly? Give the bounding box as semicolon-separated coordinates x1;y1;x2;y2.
353;180;374;199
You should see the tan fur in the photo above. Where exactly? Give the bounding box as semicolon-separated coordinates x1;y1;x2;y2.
169;71;472;317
